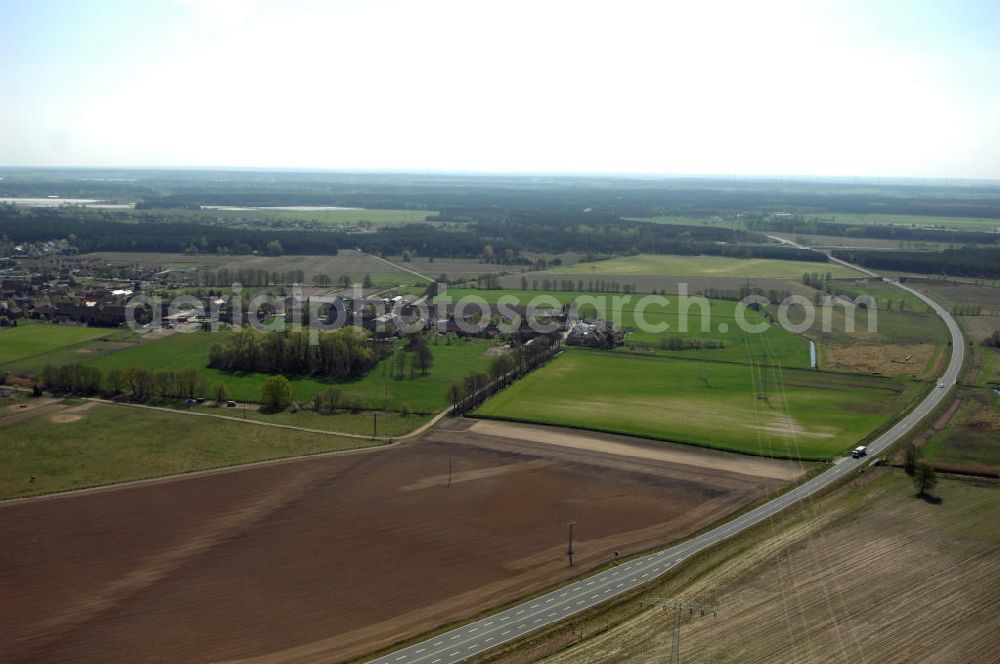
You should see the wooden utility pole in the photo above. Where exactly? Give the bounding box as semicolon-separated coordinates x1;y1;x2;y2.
372;411;377;438
567;521;575;566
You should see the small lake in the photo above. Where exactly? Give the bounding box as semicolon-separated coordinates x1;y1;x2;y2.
0;197;132;209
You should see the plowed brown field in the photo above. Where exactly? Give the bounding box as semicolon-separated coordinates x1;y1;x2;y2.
0;419;801;663
540;473;1000;664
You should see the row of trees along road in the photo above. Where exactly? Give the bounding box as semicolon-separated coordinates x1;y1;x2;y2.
41;363;231;403
450;333;562;415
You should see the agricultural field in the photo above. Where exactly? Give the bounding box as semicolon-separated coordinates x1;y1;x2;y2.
395;256;507;280
787;283;949;349
828;277;932;312
0;418;800;662
537;472;1000;664
821;342;944;379
958;315;1000;345
0;402;381;499
82;249;420;286
0;323;112;366
969;345;1000;388
81;331;496;413
910;279;1000;315
773;231;946;251
444;288;811;366
0;327;142;376
473;349;923;460
921;388;1000;472
534;254;861;278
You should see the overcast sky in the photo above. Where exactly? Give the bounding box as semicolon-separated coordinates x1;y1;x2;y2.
2;0;998;179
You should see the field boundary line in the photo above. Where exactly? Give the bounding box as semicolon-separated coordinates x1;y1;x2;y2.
0;403;458;506
362;251;433;282
88;397;451;441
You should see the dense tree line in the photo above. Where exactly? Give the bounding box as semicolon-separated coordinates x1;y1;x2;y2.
801;272;834;290
751;216;1000;245
831;247;1000;279
0;205;829;264
0;207;346;255
208;327;388;379
195;268;306;287
41;363;212;402
116;175;1000;219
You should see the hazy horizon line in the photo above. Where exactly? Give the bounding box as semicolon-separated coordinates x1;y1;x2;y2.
2;165;999;187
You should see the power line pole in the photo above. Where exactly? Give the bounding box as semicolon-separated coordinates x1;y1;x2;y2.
641;598;717;664
567;521;575;566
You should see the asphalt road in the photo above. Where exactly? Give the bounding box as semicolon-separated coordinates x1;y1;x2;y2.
368;266;964;664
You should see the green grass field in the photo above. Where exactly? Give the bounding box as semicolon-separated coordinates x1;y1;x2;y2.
83;331;495;413
0;323;112;366
473;349;922;460
442;288;811;366
185;404;429;437
0;328;143;376
536;254;861;278
781;284;949;348
0;402;382;499
82;250;423;287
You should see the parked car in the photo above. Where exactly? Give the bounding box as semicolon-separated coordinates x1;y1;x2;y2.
226;400;237;407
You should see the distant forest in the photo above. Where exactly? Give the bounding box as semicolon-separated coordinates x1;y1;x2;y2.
831;247;1000;279
3;170;1000;219
751;217;1000;245
4;171;1000;273
0;206;828;263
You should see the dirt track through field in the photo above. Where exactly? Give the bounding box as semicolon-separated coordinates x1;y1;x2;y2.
467;420;805;481
0;419;798;663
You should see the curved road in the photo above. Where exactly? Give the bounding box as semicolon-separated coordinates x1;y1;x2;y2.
369;265;964;664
